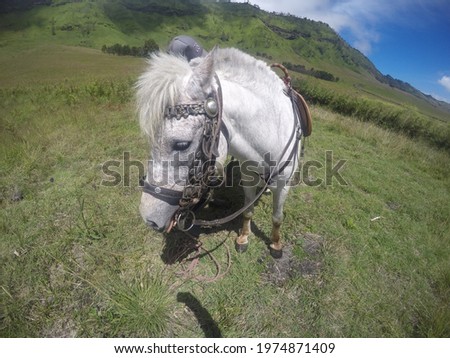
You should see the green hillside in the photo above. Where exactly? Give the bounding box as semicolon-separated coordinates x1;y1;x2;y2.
1;0;449;123
0;0;449;150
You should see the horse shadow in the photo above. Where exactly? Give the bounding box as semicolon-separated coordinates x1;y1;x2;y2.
177;292;222;338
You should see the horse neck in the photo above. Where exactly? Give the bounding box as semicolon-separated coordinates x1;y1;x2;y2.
219;77;295;162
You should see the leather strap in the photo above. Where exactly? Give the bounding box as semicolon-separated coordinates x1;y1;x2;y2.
142;180;183;206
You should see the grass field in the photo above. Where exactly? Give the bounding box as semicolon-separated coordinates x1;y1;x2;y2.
1;46;449;337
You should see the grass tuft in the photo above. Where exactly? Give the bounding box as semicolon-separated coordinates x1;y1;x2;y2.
105;277;172;337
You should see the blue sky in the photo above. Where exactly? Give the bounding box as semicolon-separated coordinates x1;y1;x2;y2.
236;0;450;104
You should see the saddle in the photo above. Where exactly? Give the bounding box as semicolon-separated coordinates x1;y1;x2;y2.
291;88;312;137
271;63;312;137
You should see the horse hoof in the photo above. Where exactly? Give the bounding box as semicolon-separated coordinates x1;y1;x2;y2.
235;242;248;253
269;247;283;259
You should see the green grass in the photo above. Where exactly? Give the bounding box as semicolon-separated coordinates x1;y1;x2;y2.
0;45;144;88
295;78;450;151
1;45;449;337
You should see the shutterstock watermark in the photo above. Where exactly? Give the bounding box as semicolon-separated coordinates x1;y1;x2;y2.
100;151;348;188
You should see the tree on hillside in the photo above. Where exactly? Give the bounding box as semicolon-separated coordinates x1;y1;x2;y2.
101;39;159;57
142;39;159;55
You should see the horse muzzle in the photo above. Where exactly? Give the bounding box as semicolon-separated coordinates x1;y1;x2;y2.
139;193;179;233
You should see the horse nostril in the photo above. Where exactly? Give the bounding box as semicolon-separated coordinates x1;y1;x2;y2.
146;219;164;232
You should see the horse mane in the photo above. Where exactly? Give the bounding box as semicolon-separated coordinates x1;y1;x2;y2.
212;48;283;93
136;48;284;140
136;52;192;139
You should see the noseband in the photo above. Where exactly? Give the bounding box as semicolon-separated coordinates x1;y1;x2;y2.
142;74;224;231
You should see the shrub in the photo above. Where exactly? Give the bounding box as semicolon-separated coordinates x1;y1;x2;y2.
294;79;450;151
102;39;159;57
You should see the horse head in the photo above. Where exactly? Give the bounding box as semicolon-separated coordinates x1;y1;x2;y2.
137;49;225;232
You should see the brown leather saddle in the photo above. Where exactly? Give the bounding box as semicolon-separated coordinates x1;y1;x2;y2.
292;88;312;137
271;63;312;137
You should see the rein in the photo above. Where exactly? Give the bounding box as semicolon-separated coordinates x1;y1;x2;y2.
142;65;306;232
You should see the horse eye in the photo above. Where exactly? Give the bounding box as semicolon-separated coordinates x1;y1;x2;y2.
173;141;191;151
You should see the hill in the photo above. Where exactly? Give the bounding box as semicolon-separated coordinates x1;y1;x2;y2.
0;0;449;124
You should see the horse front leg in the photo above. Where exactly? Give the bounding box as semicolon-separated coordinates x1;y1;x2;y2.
236;185;257;253
269;186;290;258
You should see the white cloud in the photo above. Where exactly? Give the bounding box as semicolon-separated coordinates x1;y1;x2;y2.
438;75;450;92
246;0;442;55
247;0;388;54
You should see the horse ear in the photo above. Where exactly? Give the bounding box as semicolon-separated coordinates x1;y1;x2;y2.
191;47;217;91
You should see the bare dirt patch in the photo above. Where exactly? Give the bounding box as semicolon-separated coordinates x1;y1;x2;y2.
263;233;324;286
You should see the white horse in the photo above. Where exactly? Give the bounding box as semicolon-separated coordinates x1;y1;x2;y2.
137;47;304;257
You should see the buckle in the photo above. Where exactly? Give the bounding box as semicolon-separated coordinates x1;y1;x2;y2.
176;210;196;231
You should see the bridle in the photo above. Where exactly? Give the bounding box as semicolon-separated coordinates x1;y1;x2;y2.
142;65;309;233
142;74;224;231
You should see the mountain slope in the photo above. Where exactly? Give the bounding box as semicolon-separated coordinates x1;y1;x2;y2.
0;0;449;121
